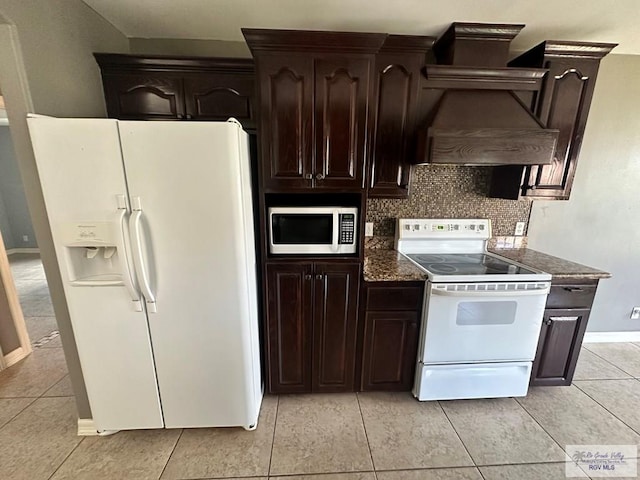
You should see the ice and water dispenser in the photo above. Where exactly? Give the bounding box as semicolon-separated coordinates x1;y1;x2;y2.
60;221;126;285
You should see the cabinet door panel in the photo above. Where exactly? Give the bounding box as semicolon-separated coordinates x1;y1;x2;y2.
314;58;370;190
103;74;185;120
259;57;314;190
266;263;313;393
184;75;255;127
531;308;590;386
313;263;360;392
361;311;419;391
526;66;591;196
369;59;414;197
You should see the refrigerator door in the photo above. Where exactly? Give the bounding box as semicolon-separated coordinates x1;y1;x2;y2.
118;121;262;429
27;117;164;430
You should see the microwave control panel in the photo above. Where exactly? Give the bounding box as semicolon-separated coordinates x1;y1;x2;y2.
339;214;355;244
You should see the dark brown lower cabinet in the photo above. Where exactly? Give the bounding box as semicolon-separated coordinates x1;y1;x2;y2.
265;261;360;393
530;279;599;386
531;308;590;386
360;282;424;391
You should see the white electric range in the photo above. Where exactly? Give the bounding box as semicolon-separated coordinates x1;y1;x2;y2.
395;218;552;401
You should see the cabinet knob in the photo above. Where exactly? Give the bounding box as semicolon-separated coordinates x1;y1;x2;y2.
304;274;312;280
316;274;323;280
544;318;553;326
316;173;325;180
177;114;184;119
185;114;193;120
526;184;537;190
305;174;313;180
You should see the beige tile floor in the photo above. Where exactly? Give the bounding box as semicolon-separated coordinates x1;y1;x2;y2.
1;254;639;479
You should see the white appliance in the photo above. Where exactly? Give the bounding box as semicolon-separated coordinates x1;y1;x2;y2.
268;206;357;255
27;117;262;432
395;218;551;401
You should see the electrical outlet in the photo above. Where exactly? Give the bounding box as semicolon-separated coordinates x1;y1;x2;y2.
514;222;526;236
365;222;374;237
22;235;29;242
631;307;640;320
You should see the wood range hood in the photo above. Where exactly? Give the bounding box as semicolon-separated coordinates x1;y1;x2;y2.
418;23;559;166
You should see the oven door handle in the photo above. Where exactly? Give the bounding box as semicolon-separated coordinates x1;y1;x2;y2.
431;287;550;297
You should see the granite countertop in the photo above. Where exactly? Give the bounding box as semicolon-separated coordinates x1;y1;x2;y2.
363;249;427;282
364;247;611;282
489;248;611;280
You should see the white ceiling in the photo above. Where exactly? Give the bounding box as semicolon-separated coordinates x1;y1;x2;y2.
82;0;636;54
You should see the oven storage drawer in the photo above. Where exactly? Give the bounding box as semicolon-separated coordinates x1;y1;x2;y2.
413;361;532;401
546;284;597;309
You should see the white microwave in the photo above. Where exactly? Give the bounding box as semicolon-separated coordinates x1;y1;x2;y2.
269;207;358;255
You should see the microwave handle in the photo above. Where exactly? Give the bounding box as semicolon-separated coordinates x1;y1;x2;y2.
332;211;340;252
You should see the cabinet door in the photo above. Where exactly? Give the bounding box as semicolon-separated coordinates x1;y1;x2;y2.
521;60;600;199
102;74;185;120
531;308;590;386
361;311;420;391
258;56;314;190
314;58;370;190
266;263;314;393
369;55;418;198
312;263;360;392
183;74;255;128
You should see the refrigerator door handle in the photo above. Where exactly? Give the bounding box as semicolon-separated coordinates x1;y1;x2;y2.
129;197;157;313
117;203;143;312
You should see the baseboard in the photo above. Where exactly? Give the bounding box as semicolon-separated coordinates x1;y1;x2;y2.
6;248;39;255
583;331;640;343
77;418;99;436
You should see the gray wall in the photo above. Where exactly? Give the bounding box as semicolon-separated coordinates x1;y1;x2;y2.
129;37;250;57
0;0;129;420
528;54;640;333
0;126;36;248
0;180;12;249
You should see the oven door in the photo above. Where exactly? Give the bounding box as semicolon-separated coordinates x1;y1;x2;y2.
420;282;551;364
269;208;338;254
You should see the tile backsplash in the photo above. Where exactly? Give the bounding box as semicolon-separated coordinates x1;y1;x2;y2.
366;165;531;237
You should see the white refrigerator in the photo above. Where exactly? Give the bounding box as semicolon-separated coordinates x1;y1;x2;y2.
27;117;262;432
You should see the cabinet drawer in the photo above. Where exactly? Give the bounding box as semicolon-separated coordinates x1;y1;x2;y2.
366;285;423;311
546;284;597;309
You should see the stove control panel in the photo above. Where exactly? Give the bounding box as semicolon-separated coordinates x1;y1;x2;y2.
397;219;491;240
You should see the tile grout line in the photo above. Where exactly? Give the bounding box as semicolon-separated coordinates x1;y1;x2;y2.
581;346;638;378
267;395;280;477
0;396;38;433
157;428;184;480
46;435;86;480
572;381;640;439
355;392;377;475
513;395;578;459
436;401;479;472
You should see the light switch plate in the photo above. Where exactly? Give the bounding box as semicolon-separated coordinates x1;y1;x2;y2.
631;307;640;320
514;222;526;236
365;222;374;237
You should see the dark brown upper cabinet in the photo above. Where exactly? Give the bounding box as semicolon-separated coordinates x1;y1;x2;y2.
368;36;434;198
94;54;256;129
265;261;360;394
243;29;387;192
489;41;616;200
